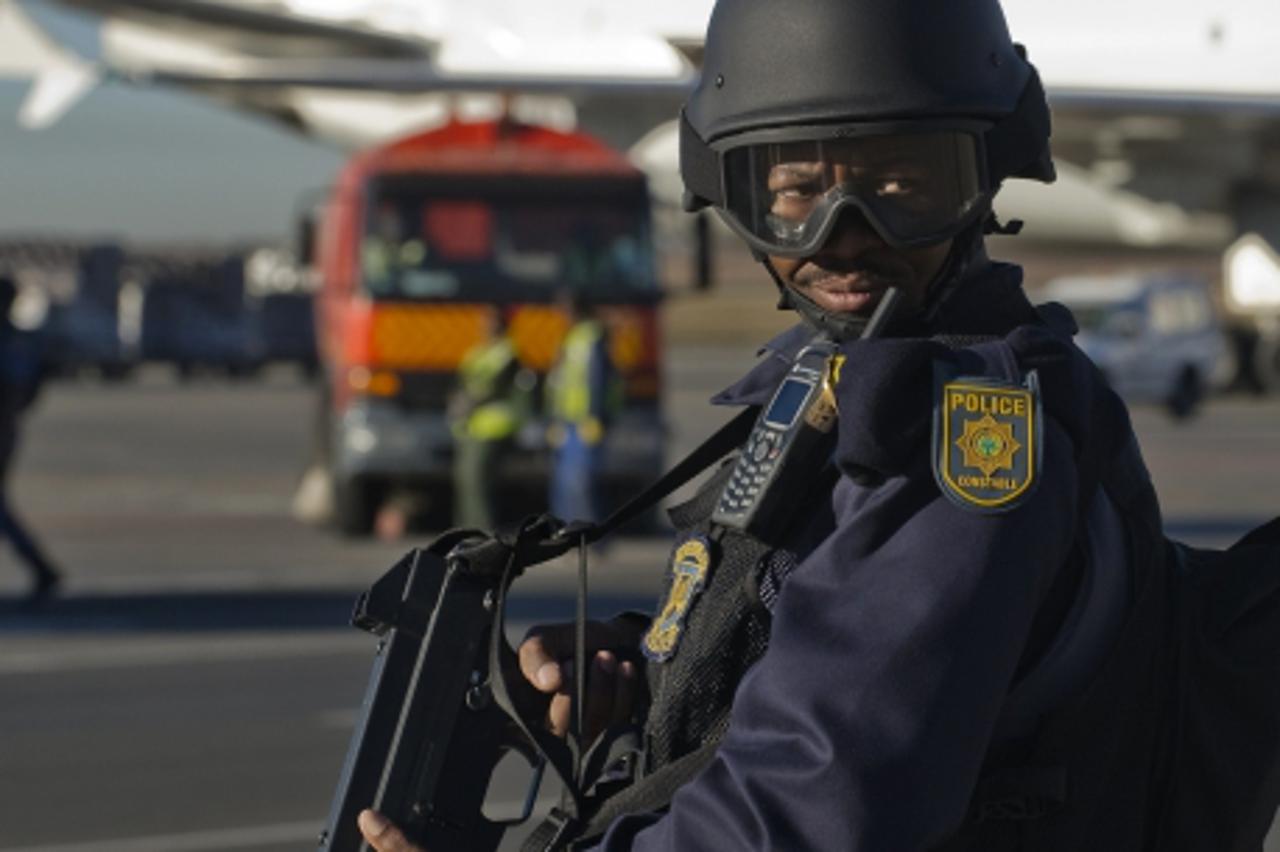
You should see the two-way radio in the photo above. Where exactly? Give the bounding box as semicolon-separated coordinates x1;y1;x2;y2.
710;288;902;541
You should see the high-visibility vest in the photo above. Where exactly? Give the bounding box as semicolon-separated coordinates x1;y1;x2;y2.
457;337;522;441
547;319;622;426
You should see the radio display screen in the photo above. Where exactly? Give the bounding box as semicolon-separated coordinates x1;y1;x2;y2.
764;378;813;428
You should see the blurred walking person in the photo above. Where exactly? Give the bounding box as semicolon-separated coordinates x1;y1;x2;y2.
449;311;531;529
0;276;61;606
545;294;621;524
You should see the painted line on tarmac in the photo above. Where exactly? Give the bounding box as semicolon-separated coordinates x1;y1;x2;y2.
0;633;366;675
0;622;542;675
0;820;320;852
0;800;550;852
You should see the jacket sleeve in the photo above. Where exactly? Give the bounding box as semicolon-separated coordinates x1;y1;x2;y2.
592;417;1080;851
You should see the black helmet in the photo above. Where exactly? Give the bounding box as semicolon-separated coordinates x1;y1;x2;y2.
680;0;1055;256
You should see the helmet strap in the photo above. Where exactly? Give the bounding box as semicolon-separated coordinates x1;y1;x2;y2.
915;216;991;329
984;211;1025;237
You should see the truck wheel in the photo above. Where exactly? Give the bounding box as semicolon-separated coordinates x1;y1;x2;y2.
1167;367;1204;421
334;475;379;537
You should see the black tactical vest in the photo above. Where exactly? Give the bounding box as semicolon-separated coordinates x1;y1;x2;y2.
573;456;834;840
644;460;774;770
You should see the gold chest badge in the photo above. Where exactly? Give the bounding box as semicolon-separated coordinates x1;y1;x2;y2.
933;371;1042;513
643;536;713;662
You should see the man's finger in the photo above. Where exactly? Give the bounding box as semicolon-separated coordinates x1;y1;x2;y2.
548;691;572;737
519;621;622;692
518;633;565;693
611;659;639;730
358;809;424;852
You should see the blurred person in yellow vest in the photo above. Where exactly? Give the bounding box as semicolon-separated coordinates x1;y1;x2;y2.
546;292;623;523
449;311;532;529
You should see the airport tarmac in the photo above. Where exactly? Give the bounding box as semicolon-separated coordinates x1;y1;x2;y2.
0;337;1278;851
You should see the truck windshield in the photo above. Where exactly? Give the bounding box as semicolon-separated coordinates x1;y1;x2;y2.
360;181;654;301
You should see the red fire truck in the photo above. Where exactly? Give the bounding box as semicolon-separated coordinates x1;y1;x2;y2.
312;119;664;534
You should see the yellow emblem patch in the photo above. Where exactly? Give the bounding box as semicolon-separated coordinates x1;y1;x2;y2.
933;373;1041;513
643;536;713;662
955;413;1022;477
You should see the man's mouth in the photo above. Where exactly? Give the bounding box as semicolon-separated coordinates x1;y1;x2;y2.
798;272;895;314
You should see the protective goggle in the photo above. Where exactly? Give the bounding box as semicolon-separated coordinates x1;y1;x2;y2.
696;122;992;256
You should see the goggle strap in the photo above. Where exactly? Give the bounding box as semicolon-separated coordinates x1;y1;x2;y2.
679;109;724;211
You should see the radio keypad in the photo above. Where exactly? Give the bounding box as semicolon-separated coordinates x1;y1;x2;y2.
718;427;786;516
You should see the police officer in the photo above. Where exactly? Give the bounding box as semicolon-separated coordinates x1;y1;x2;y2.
359;0;1165;849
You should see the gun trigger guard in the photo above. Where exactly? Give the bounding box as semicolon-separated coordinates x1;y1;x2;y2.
486;555;587;822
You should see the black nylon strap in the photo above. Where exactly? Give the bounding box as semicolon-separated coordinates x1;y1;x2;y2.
522;807;578;852
577;406;757;546
573;738;724;848
517;409;758;852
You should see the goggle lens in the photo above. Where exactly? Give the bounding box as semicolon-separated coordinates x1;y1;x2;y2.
722;130;986;253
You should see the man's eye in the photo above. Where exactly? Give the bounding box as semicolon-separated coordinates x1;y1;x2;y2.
874;177;918;197
776;181;822;200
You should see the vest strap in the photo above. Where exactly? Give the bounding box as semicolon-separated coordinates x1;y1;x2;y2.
577;406;757;543
521;807;579;852
573;737;724;847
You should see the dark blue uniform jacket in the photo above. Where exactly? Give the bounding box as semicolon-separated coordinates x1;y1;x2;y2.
592;261;1135;850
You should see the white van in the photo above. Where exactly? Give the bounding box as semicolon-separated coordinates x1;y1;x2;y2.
1042;272;1230;419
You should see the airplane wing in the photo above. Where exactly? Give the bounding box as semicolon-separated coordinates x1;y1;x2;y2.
1;0;697;149
6;0;1280;251
36;0;694;95
52;0;431;60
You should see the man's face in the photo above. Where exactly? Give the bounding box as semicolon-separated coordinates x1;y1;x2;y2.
761;140;958;316
767;216;952;317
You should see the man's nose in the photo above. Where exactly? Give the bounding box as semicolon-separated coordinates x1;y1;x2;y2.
811;206;885;263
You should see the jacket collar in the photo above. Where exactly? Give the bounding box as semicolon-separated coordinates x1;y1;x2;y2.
710;323;817;407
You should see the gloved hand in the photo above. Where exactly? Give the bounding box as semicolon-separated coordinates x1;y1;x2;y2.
578;416;604;447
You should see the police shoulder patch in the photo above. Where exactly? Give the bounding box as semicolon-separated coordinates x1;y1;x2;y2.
643;535;713;662
932;369;1043;513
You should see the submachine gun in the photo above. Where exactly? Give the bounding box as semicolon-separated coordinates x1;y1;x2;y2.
315;459;745;850
317;520;591;851
319;292;902;851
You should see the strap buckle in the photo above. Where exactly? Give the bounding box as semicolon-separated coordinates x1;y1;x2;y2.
520;806;580;852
